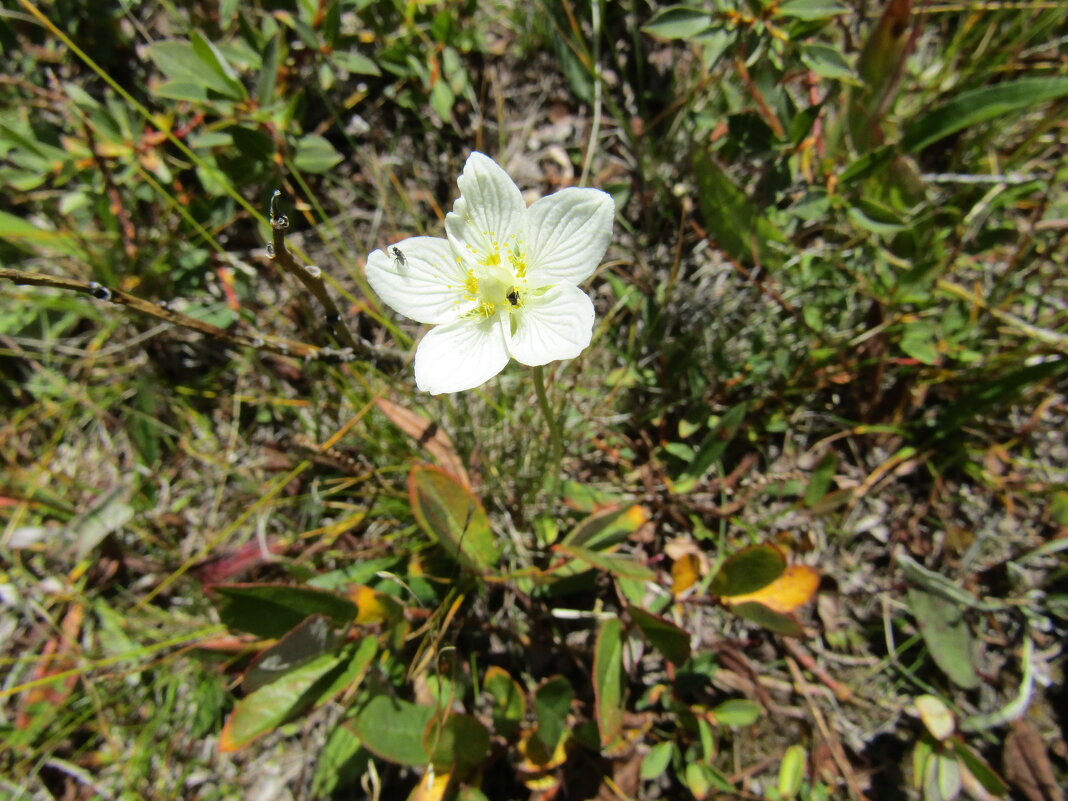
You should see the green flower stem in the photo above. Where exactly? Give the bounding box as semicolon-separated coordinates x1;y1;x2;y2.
532;365;563;501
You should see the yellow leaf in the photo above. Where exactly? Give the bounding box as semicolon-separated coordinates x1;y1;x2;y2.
671;553;702;597
915;695;955;741
349;584;401;624
405;768;451;801
721;565;819;613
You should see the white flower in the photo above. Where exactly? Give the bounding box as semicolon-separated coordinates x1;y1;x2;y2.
365;152;615;394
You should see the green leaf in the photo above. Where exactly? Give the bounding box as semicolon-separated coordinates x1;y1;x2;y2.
711;544;787;597
409;465;500;574
191;31;247;99
641;741;675;780
313;723;368;797
312;636;377;705
257;36;279;107
426;713;490;775
292;133;344;174
839;145;894;185
628;605;691;666
730;601;806;637
593;618;625;746
353;695;434;766
484;666;526;738
333;50;381;76
679;402;748;485
151;81;210;103
146;40;244;100
799;43;856;82
848;204;908;236
561;504;648;551
923;750;961;801
243;614;340;693
693;151;787;270
960;637;1034;732
778;744;806;797
554;544;656;580
0;211;83;256
220;652;344;751
950;740;1008;795
712;698;761;727
804;451;838;508
430;77;456;121
211;583;358;639
685;763;735;795
901;77;1068;153
777;0;849;19
533;676;573;753
907;588;980;689
641;6;714;39
899;322;939;365
69;485;136;559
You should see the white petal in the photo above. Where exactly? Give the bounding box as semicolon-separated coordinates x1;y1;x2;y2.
522;187;614;287
365;236;468;324
509;284;594;366
414;315;511;394
445;152;525;267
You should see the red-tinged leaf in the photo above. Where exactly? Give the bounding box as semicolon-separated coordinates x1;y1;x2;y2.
193;537;286;585
219;652;344;752
17;603;83;728
560;504;649;551
410;465;500;574
1002;721;1062;801
376;398;470;488
593;617;625;747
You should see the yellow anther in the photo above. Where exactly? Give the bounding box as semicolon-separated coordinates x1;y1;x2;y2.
464;270;479;296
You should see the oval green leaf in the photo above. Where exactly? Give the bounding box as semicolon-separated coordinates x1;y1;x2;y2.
712;698;761;727
220;651;344;751
641;6;714;40
593;618;625;747
353;695;434;766
628;605;691;666
426;713;490;775
212;583;358;639
711;544;787;597
409;465;500;574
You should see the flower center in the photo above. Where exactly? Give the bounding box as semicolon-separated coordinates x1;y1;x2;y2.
462;258;525;320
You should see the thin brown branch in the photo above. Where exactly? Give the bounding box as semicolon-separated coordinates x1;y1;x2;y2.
0;267;355;363
268;191;361;352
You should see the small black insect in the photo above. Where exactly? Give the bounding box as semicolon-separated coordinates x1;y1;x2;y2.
326;312;341;326
507;289;520;306
87;282;112;301
391;246;407;269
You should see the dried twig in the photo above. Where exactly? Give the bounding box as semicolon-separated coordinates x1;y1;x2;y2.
785;656;871;801
0;267;354;363
268;191;361;353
